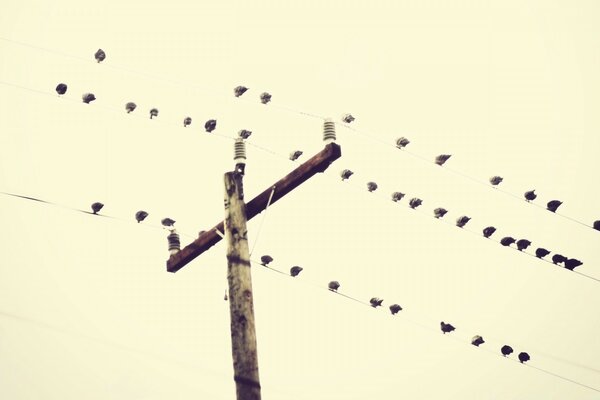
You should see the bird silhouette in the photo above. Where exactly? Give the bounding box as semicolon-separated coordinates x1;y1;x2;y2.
370;297;383;308
91;202;104;214
518;352;530;363
489;176;503;186
482;226;496;238
367;182;378;192
55;83;67;95
524;190;537;202
535;248;550;259
409;198;423;209
435;154;451;166
328;281;340;291
125;102;136;113
456;216;471;228
340;169;354;180
289;150;303;161
501;345;513;357
391;192;405;202
516;239;532;251
434;207;448;219
389;304;402;315
564;258;583;271
471;335;485;347
500;237;516;247
82;93;96;104
260;92;272;104
440;322;456;334
260;255;273;266
149;108;159;119
593;220;600;231
183;117;192;127
342;113;355;123
204;119;217;132
290;266;303;277
94;49;106;63
396;137;410;149
234;85;248;97
161;218;176;227
547;200;563;213
238;129;252;139
135;210;149;223
551;254;567;265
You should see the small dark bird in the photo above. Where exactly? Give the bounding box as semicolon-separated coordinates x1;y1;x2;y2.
535;248;550;259
82;93;96;104
183;117;192;127
516;239;532;251
238;129;252;139
456;216;471;228
135;210;149;223
396;137;410;149
370;297;383;308
440;322;456;334
290;266;303;277
435;154;452;166
518;352;530;363
260;255;273;266
551;254;567;265
91;202;104;214
125;102;137;113
94;49;106;63
340;169;354;180
524;190;537;202
149;108;159;119
409;198;423;209
204;119;217;132
367;182;378;192
483;226;497;238
289;150;303;161
500;237;516;247
547;200;563;213
489;176;503;186
55;83;67;95
234;85;248;97
564;258;583;271
389;304;402;315
161;218;176;227
260;92;272;104
391;192;405;202
328;281;340;291
434;207;448;219
342;113;355;123
592;220;600;231
501;345;514;357
471;335;485;347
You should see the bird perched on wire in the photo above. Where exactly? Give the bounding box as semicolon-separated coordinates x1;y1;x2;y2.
290;266;303;277
516;239;532;251
55;83;67;95
535;248;550;259
260;255;273;266
260;92;272;104
204;119;217;132
340;169;354;180
367;182;378;192
91;202;104;214
434;207;448;219
370;297;383;308
161;218;176;227
289;150;303;161
483;226;496;238
518;352;530;363
456;216;471;228
593;220;600;231
135;210;149;223
500;237;516;247
125;102;137;113
183;117;192;127
564;258;583;271
551;254;567;265
149;108;159;119
440;322;456;334
391;192;405;202
389;304;402;315
238;129;252;139
82;93;96;104
342;113;355;123
396;137;410;149
524;190;537;202
409;198;423;209
489;176;503;186
471;335;485;347
435;154;452;166
547;200;563;213
94;49;106;63
234;85;248;97
328;281;340;292
501;345;514;357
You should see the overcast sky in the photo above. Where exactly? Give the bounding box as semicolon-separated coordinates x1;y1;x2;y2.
1;1;599;399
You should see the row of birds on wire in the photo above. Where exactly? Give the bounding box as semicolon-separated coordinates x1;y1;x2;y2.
256;254;532;364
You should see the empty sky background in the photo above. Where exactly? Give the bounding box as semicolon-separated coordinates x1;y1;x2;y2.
1;1;599;399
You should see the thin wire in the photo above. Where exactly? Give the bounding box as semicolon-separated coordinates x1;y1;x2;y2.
249;186;276;258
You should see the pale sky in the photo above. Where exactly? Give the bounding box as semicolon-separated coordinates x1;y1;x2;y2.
1;1;599;399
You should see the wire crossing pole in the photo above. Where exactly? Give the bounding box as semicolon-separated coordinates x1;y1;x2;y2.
224;171;261;400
